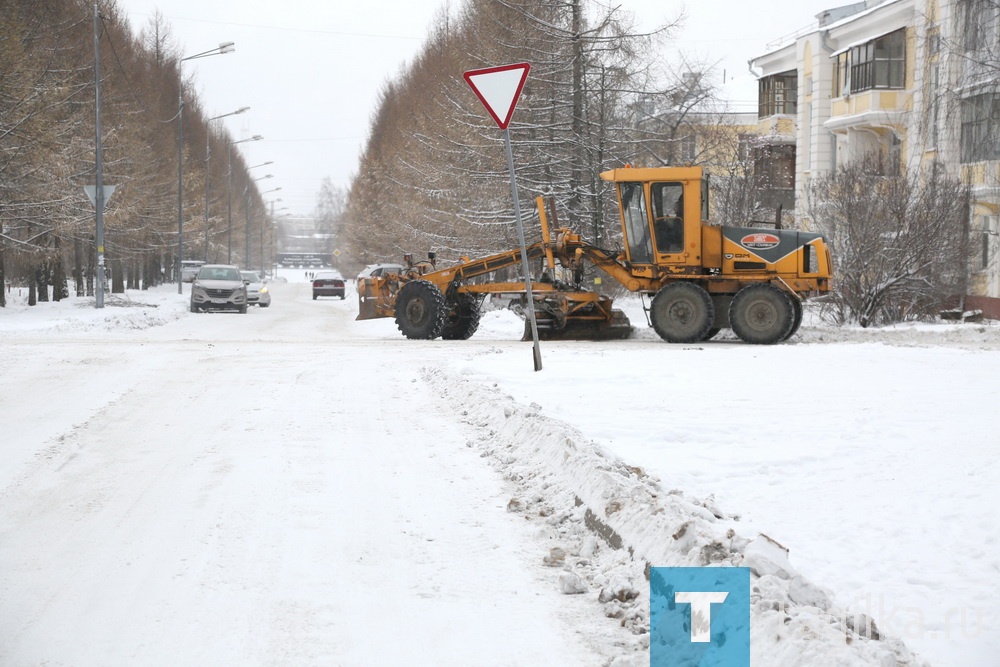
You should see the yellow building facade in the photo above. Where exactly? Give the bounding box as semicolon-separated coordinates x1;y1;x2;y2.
752;0;1000;316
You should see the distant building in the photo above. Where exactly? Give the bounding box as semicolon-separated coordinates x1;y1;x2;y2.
275;216;334;267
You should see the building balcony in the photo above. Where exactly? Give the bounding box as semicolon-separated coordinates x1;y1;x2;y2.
827;89;911;131
755;115;796;138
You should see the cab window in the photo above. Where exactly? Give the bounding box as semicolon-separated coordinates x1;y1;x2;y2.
650;182;684;253
620;183;653;264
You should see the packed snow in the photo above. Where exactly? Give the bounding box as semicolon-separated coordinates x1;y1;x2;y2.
1;271;997;666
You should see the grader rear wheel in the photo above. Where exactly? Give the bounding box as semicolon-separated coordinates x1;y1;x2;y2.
395;280;446;339
729;284;795;345
650;283;714;343
701;328;721;341
441;293;482;340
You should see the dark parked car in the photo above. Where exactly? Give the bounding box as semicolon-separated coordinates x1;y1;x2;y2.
190;264;248;313
312;271;346;300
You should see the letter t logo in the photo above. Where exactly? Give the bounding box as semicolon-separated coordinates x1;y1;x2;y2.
674;591;729;643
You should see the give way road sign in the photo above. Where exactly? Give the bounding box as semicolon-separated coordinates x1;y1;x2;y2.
463;62;530;130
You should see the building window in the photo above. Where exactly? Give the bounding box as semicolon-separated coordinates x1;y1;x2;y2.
977;216;996;271
737;133;755;163
758;71;797;118
960;93;1000;162
963;0;999;53
678;134;697;162
752;143;796;209
833;29;906;96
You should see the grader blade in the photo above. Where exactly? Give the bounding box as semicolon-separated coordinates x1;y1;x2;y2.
523;308;632;341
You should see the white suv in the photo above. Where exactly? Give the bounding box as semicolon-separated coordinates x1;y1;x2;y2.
190;264;248;313
180;260;205;282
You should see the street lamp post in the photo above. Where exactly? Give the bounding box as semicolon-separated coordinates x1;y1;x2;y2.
177;41;235;294
205;107;249;263
271;207;290;277
246;172;273;267
227;136;263;263
263;196;282;273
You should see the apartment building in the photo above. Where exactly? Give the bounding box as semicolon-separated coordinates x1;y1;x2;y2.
751;0;1000;317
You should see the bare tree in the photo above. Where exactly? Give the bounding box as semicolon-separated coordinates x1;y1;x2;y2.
809;158;970;326
342;0;679;270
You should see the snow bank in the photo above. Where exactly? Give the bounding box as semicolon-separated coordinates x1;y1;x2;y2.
0;289;188;334
423;366;930;666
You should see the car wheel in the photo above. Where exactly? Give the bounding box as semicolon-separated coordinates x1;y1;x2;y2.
190;303;199;313
260;303;270;308
313;293;318;300
239;304;248;314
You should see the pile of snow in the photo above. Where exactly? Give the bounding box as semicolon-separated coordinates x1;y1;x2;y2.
0;287;188;335
423;366;929;666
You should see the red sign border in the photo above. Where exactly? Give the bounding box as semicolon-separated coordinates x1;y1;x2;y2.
463;62;531;130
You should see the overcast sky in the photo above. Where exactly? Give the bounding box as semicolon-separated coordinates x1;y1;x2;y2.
113;0;841;216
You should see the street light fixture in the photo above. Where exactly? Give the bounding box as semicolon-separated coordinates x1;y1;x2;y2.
227;135;263;262
205;107;249;262
176;41;236;294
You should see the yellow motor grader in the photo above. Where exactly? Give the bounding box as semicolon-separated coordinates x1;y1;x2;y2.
356;165;833;344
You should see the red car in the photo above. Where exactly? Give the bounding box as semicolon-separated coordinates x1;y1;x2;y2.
312;271;346;300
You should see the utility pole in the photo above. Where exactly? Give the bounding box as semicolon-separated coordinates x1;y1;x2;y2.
93;3;107;308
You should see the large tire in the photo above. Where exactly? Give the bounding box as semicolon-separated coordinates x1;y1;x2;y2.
650;282;714;343
395;280;446;339
730;284;795;344
441;293;481;340
783;297;804;341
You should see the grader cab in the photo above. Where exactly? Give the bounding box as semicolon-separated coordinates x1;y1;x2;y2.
356;165;832;344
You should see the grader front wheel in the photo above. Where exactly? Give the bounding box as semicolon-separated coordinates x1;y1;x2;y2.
441;294;482;340
395;280;446;339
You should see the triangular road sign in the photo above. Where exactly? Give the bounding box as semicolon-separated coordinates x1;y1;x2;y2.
464;63;530;130
83;184;117;210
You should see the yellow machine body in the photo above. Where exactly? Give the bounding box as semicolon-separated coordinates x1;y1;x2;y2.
357;165;832;344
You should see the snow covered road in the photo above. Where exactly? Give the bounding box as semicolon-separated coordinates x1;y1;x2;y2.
2;276;998;666
0;283;612;666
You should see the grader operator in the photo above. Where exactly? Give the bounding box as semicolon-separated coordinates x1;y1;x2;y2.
356;165;832;345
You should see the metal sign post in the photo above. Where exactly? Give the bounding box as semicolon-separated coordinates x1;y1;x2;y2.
464;62;542;371
90;2;115;309
502;128;542;371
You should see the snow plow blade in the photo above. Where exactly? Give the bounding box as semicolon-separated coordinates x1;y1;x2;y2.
523;307;633;341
